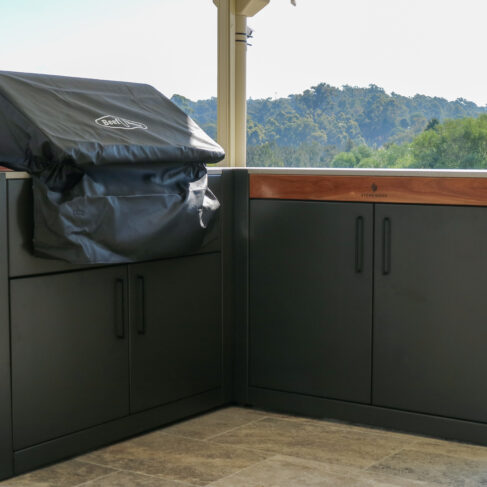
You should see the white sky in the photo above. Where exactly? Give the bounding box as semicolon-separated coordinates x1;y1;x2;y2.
0;0;486;105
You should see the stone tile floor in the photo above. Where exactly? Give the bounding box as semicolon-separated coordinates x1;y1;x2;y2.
2;407;487;486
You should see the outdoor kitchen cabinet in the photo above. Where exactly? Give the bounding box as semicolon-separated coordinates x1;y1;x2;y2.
10;266;130;450
129;253;222;413
373;204;487;424
249;196;487;428
249;199;373;404
0;173;227;478
9;252;222;451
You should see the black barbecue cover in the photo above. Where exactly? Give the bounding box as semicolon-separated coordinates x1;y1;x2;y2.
0;71;224;264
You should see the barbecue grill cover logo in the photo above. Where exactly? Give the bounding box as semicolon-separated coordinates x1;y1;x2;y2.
95;115;148;130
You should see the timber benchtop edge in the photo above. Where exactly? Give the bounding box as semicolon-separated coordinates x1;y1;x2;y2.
249;172;487;206
246;167;487;178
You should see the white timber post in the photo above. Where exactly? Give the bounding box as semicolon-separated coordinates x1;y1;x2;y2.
234;13;247;168
214;0;236;166
213;0;270;167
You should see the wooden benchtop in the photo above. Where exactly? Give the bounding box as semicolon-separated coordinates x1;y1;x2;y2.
249;171;487;206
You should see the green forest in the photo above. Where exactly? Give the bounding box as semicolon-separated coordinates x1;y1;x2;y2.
172;83;487;169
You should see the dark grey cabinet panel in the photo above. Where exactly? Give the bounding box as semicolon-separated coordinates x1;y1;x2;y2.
373;204;487;423
11;267;130;450
250;200;373;403
0;176;12;479
130;253;221;413
7;175;222;277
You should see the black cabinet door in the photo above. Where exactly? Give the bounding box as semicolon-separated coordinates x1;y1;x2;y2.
11;267;129;450
250;200;373;403
130;253;221;413
374;204;487;423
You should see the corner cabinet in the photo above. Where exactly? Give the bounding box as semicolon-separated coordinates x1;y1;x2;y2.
373;204;487;423
248;196;487;434
249;200;373;403
130;253;222;413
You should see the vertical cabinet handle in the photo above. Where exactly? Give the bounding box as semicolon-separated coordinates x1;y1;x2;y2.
136;275;146;335
382;217;391;275
115;278;125;339
355;216;364;273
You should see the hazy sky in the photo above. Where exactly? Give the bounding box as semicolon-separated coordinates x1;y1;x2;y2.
1;0;486;105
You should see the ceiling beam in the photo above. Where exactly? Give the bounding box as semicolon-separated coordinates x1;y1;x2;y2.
236;0;270;17
213;0;270;16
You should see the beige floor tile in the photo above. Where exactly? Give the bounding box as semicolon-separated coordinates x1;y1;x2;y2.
80;433;269;486
211;417;414;468
368;448;487;486
0;460;114;487
247;408;314;423
409;437;487;461
163;407;266;440
288;416;427;443
80;470;195;486
207;455;433;487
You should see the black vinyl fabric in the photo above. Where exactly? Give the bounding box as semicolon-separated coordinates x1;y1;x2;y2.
0;71;224;263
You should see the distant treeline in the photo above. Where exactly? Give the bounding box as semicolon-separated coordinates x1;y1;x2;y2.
332;115;487;169
171;83;487;168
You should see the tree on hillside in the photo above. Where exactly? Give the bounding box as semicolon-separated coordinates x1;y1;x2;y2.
411;115;487;169
424;118;440;131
